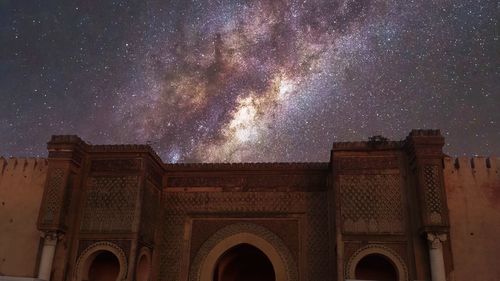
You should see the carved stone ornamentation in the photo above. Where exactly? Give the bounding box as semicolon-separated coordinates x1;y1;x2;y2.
80;176;139;232
426;232;447;249
159;191;329;281
146;161;163;186
334;156;400;170
41;168;65;225
166;174;326;191
140;183;159;244
340;174;404;233
90;159;142;172
423;165;444;225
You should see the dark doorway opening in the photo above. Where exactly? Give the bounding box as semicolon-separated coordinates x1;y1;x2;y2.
88;251;120;281
355;254;398;281
213;243;275;281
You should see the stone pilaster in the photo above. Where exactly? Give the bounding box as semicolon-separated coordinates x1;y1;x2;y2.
406;130;450;281
405;129;449;233
37;135;87;281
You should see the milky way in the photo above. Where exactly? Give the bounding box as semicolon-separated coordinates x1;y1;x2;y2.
1;0;498;162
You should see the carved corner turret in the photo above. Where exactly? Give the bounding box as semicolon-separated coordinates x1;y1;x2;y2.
37;135;89;233
405;129;449;234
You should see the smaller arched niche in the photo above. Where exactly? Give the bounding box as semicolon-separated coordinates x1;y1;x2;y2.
74;242;127;281
136;248;151;281
346;244;408;281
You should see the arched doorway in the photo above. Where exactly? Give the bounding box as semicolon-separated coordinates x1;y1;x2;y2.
213;243;275;281
88;251;120;281
354;254;398;281
189;223;298;281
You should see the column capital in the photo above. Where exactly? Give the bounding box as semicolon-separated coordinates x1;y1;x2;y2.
40;231;64;243
426;232;447;249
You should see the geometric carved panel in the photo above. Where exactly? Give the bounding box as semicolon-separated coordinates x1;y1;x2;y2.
423;165;443;225
340;173;404;233
159;191;329;281
80;176;139;232
140;182;159;244
42;168;65;224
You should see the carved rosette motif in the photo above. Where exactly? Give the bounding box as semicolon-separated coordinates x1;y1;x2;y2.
189;223;298;281
340;174;404;233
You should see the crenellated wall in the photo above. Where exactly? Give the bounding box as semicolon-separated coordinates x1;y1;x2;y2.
0;157;48;277
0;135;499;281
444;156;500;281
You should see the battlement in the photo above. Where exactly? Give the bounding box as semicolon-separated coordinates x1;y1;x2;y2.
0;157;48;176
443;156;499;172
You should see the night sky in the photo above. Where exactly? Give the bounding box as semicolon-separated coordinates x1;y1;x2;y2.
1;0;498;162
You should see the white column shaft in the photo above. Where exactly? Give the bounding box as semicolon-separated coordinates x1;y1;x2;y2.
429;245;446;281
427;233;447;281
38;234;58;281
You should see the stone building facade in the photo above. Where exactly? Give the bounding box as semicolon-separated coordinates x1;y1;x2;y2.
0;130;498;281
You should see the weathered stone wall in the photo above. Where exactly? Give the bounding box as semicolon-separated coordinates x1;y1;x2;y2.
444;156;500;281
0;158;48;277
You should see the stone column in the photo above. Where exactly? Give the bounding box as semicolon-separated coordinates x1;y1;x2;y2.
38;232;58;281
427;233;447;281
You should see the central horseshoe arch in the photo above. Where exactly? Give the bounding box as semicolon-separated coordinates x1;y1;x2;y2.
189;223;298;281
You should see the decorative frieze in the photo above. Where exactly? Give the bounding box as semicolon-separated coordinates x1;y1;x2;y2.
334;156;400;170
166;174;326;191
90;159;142;172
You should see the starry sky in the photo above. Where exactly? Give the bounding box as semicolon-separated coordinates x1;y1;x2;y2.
0;0;498;162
